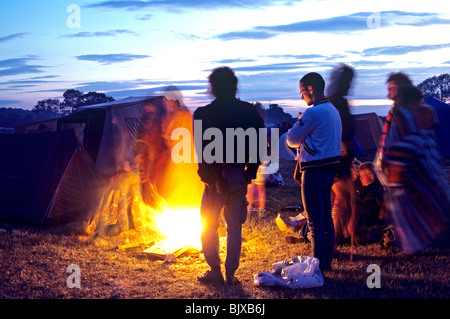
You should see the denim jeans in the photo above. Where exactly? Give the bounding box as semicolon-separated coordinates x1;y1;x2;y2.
200;185;248;276
301;167;335;270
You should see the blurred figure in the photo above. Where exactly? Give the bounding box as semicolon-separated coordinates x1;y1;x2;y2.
350;158;362;184
385;72;413;101
157;86;204;207
87;161;140;237
136;102;167;206
327;64;358;249
194;67;265;284
135;86;204;207
375;78;450;254
247;162;268;216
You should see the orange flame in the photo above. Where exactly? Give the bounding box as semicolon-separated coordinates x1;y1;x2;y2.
88;96;205;249
131;98;204;246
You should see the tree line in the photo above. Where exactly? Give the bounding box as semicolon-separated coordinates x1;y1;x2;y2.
0;89;114;130
417;73;450;100
33;89;114;115
1;73;448;130
252;102;295;126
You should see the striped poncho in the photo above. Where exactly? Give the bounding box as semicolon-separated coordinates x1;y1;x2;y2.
375;101;450;254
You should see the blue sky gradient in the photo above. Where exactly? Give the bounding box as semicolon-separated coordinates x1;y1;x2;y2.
1;0;449;115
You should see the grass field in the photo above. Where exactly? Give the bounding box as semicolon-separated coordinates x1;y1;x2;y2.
0;158;449;300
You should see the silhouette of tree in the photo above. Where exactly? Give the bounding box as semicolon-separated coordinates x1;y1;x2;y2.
250;102;294;126
417;74;450;100
265;103;294;125
252;101;265;118
32;89;115;115
33;98;61;113
79;91;114;107
61;89;84;114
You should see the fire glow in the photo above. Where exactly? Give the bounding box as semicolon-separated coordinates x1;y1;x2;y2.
87;97;206;257
155;205;202;250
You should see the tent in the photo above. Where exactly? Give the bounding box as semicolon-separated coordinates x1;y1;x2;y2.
16;96;168;176
352;112;384;152
0;130;101;226
52;95;204;206
424;97;450;156
8;96;203;228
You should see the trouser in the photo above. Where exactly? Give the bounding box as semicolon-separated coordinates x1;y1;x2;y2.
200;185;248;276
301;167;335;270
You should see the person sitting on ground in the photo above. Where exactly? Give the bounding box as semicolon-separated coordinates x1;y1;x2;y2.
350;158;362;189
355;162;384;228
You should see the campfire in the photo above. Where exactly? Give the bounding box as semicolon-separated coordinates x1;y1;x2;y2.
154;205;202;249
87;97;205;261
141;204;202;260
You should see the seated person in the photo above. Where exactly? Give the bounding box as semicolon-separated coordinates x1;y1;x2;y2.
355;162;384;227
350;158;362;189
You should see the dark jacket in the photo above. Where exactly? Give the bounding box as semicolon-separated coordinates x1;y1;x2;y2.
193;98;265;192
355;178;384;226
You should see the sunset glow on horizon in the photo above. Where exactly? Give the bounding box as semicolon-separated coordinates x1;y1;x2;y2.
1;0;449;116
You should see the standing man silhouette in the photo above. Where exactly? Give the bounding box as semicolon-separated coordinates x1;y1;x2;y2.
194;67;264;284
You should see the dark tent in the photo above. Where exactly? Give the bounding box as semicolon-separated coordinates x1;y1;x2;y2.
15;96;167;176
0;130;101;226
353;112;384;152
424;97;450;156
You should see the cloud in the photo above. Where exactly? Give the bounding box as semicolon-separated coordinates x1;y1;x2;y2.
0;33;29;43
220;60;344;73
137;14;154;21
104;83;208;101
30;75;59;80
76;53;151;64
264;54;326;60
232;62;316;72
88;0;288;11
0;58;45;76
61;29;138;38
0;75;61;92
349;60;391;67
388;11;450;27
257;12;374;34
65;79;207;100
74;80;144;92
361;43;450;57
215;11;450;41
216;30;275;41
0;99;22;106
212;58;257;64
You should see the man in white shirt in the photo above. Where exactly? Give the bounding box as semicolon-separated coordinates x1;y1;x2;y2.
287;72;342;271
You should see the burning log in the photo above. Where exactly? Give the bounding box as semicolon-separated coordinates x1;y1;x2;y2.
142;238;198;261
117;240;155;250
